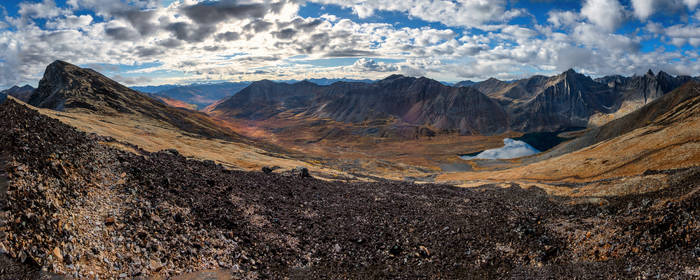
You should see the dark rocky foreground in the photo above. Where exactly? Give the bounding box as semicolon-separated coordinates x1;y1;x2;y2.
0;99;698;279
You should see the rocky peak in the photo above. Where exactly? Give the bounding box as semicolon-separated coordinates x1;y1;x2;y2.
645;69;655;77
560;68;584;79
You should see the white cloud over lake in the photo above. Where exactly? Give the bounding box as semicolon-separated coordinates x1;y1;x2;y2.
461;138;540;160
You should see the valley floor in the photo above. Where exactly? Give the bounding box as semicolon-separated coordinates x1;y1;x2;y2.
1;100;699;279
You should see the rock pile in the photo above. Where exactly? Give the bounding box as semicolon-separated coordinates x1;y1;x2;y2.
0;99;698;279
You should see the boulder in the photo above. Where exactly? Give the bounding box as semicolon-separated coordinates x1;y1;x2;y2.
292;167;310;178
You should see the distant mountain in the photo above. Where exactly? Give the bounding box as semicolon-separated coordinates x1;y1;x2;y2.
28;60;241;140
212;75;509;135
454;80;475;87
460;69;695;131
130;84;178;93
596;70;694;104
1;85;35;102
131;79;374;110
279;78;375;86
146;82;252;109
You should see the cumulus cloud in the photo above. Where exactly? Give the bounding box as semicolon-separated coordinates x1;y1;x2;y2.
631;0;699;20
180;0;268;25
349;58;398;72
0;0;698;88
45;15;93;29
309;0;520;28
547;10;581;28
581;0;626;32
18;0;69;19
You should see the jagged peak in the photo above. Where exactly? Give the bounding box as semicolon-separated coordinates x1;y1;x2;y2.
46;60;76;70
657;70;671;78
646;69;655;77
561;68;582;77
482;77;503;84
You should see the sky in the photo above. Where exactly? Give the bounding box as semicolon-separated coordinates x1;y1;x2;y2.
0;0;698;88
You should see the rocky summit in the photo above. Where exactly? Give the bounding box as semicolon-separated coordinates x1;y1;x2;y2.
1;99;698;279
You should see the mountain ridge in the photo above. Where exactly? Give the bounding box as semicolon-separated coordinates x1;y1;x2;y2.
212;74;509;135
27;60;242;140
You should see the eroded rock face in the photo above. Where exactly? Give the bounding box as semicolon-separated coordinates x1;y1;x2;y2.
1;99;699;279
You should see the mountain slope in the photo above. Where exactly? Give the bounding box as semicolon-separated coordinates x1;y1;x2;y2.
213;75;509;135
28;60;239;140
0;85;34;102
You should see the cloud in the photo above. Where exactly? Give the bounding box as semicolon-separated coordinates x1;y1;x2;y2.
665;23;700;47
581;0;626;32
45;15;93;29
112;74;153;85
547;10;581;28
308;0;519;28
105;26;140;40
631;0;698;20
461;138;540;160
18;0;69;19
180;0;268;25
0;0;699;88
165;21;217;42
349;58;398;72
215;31;241;41
325;49;377;57
631;0;657;19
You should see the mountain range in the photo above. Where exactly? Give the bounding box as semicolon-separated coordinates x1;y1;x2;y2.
208;69;697;135
210;75;509;136
130;78;375;110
